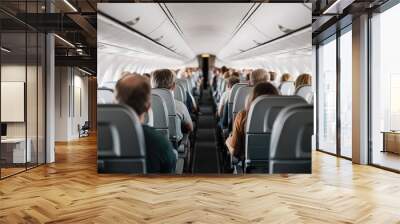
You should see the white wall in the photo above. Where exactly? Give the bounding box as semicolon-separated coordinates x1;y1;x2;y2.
55;67;89;141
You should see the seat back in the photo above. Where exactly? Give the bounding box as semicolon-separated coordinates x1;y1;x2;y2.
97;104;146;173
144;108;154;127
279;81;295;95
150;94;169;139
174;82;186;103
245;96;306;172
269;104;313;173
98;87;114;104
295;85;313;104
228;83;248;122
152;88;181;141
232;86;253;121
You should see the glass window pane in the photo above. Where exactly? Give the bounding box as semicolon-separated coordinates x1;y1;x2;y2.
318;37;337;154
340;29;352;158
1;31;28;177
371;3;400;171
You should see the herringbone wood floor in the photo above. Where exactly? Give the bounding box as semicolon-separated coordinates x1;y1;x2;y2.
1;136;400;224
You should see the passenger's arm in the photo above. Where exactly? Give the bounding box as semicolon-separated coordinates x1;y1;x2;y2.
178;101;194;133
225;111;245;157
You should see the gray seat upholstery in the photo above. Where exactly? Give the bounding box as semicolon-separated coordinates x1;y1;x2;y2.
245;95;306;172
279;81;295;95
295;85;313;104
228;83;248;123
144;109;154;127
97;87;114;104
232;86;253;121
152;88;181;143
269;104;313;174
97;104;146;173
150;94;169;139
174;82;186;103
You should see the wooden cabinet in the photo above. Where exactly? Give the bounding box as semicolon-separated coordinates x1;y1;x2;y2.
382;132;400;154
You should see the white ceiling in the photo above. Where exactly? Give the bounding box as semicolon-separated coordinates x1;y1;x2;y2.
165;3;254;55
98;3;311;63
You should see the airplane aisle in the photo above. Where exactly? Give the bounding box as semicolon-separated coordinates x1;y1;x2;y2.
192;88;220;173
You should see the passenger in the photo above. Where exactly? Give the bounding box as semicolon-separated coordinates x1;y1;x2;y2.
279;73;292;89
249;68;269;86
218;76;240;117
115;74;177;173
225;82;279;159
269;71;277;86
151;69;194;137
231;71;240;79
295;73;312;90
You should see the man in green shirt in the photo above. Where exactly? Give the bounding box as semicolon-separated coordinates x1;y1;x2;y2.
115;74;177;173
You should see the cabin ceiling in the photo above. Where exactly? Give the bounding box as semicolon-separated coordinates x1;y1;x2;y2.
97;3;312;62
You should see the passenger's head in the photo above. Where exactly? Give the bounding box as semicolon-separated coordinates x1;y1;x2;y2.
246;82;280;111
281;73;292;82
115;73;151;121
295;73;312;89
221;66;228;74
269;72;277;82
223;72;230;80
143;73;151;79
249;69;269;86
232;71;240;78
227;76;240;89
151;69;176;90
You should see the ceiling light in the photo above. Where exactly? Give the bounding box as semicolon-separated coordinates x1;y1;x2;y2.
1;47;11;53
63;0;78;12
126;17;140;26
201;54;210;58
54;34;75;48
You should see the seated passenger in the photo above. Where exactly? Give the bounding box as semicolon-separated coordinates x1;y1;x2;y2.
151;69;194;136
295;73;312;90
269;71;278;86
279;73;292;89
115;74;177;173
218;76;240;117
249;68;269;86
225;82;279;159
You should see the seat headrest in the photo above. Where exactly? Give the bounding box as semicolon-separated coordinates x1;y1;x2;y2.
152;88;177;116
174;83;186;102
97;104;146;158
246;95;306;133
229;83;248;104
270;104;313;160
151;94;169;128
233;86;253;113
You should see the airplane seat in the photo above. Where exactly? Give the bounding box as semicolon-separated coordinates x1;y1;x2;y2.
279;81;295;96
152;88;182;145
295;85;313;104
269;104;313;174
150;94;169;139
152;89;186;174
245;96;306;173
228;83;248;125
97;104;146;173
232;86;253;124
174;83;186;103
144;108;154;127
98;87;114;104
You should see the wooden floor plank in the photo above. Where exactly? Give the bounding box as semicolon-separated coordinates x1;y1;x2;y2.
0;136;400;223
